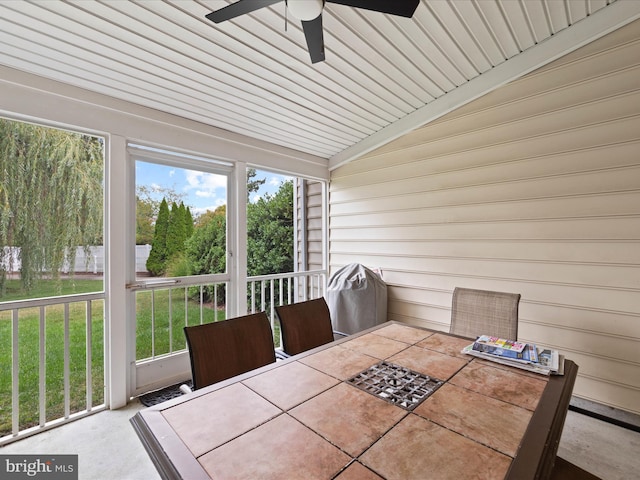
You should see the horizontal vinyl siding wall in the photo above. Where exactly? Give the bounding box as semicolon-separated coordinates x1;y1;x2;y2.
296;180;324;272
329;20;640;414
302;181;325;271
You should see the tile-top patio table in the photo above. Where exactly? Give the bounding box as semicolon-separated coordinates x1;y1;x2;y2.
131;321;578;480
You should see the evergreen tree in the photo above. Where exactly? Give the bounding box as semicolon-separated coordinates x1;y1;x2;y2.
136;185;184;245
165;202;186;260
184;205;194;239
146;198;169;276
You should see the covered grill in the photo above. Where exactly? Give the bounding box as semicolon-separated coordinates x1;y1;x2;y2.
326;263;387;335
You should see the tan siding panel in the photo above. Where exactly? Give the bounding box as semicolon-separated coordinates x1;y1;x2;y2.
330;21;640;414
520;303;639;338
331;154;640;206
331;193;640;228
330;254;640;290
332;115;640;178
330;240;640;264
330;218;640;241
569;376;640;413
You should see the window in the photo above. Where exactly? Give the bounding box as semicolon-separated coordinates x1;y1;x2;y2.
0;117;105;436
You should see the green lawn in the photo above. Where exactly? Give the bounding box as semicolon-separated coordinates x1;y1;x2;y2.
0;299;105;436
0;279;229;437
135;288;227;359
1;277;102;302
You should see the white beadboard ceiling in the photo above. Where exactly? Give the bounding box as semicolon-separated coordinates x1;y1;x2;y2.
0;0;638;168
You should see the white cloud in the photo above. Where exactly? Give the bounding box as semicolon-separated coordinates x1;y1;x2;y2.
184;170;226;195
192;198;226;216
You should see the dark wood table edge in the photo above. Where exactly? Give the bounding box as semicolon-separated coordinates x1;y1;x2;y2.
505;359;579;480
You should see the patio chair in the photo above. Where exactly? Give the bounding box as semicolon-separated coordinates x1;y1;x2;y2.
450;287;520;340
275;297;346;357
182;312;276;391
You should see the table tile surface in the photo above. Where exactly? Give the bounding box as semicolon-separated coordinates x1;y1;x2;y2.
388;345;469;380
341;332;410;359
449;361;547;411
335;462;384;480
360;414;512;480
198;414;350;479
242;360;339;410
371;323;434;344
417;332;473;358
161;382;280;457
299;344;379;380
290;382;407;456
143;323;573;480
415;383;533;456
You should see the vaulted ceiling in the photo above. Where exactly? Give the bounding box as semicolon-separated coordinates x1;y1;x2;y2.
0;1;637;169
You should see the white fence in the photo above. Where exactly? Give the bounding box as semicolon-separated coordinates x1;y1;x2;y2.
1;245;152;274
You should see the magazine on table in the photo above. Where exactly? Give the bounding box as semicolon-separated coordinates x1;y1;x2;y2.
462;336;563;375
473;335;527;353
472;336;539;363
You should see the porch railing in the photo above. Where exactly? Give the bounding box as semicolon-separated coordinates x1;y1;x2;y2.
0;292;106;446
132;278;229;361
247;270;327;348
135;269;327;360
0;269;326;445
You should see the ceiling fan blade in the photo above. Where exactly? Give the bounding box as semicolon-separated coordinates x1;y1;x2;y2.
302;15;325;64
327;0;420;18
206;0;281;23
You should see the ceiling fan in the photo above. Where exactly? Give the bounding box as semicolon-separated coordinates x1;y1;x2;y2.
205;0;421;64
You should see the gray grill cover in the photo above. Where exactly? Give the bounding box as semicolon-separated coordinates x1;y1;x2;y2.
326;263;387;335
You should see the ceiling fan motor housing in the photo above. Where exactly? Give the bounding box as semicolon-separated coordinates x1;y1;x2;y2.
287;0;324;21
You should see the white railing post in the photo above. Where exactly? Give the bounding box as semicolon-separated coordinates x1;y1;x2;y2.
11;309;19;436
64;303;70;419
39;306;46;426
1;293;106;446
86;300;93;411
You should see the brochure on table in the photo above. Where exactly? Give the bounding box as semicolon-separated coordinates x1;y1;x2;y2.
462;335;564;376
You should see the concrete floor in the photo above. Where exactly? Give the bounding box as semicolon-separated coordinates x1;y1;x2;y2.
1;399;639;480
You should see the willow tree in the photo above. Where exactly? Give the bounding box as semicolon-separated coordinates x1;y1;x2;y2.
0;118;104;295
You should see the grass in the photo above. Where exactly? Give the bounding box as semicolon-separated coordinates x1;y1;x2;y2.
0;299;105;436
1;277;102;302
134;288;227;359
0;279;230;437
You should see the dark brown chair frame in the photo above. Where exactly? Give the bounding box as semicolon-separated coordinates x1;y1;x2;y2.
275;297;342;357
183;312;276;390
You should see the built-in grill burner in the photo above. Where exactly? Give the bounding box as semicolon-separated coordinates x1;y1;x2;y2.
347;361;443;411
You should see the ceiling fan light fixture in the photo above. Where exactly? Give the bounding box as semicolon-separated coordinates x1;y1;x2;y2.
288;0;324;21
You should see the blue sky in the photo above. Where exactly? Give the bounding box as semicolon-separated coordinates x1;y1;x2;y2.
135;161;290;216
